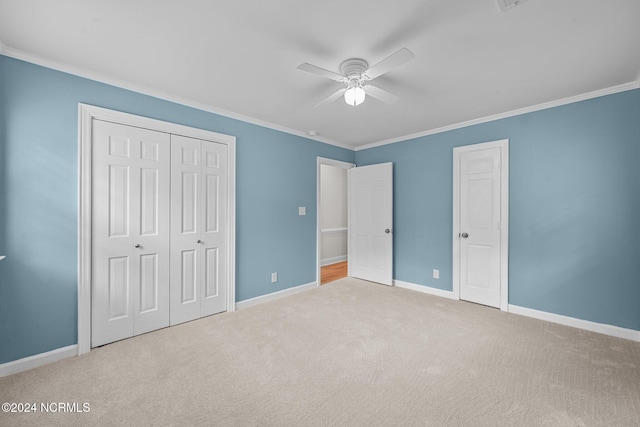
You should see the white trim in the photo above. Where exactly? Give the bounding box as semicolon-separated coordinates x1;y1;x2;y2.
509;305;640;343
452;143;461;303
235;282;317;310
78;104;236;355
355;82;640;151
78;105;93;355
80;104;236;144
317;158;356;169
320;227;348;234
227;137;237;314
394;280;456;299
320;255;348;267
0;345;78;378
453;139;509;311
3;46;639;152
316;157;356;287
2;306;635;379
1;46;350;151
394;280;640;343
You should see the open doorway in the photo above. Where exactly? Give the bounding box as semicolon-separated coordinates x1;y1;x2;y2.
316;157;355;285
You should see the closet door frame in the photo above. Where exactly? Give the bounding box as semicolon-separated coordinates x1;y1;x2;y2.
78;103;236;355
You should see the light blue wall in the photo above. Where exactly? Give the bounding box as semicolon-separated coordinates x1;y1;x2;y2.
356;88;640;331
0;56;354;364
2;53;639;366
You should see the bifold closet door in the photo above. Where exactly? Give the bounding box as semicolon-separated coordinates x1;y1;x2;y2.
170;135;228;325
92;120;171;347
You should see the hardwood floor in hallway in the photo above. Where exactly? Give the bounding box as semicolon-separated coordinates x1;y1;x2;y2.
321;261;348;284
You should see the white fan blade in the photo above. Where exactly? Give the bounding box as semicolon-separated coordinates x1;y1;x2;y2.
365;47;415;80
314;88;347;108
364;85;399;104
297;63;345;82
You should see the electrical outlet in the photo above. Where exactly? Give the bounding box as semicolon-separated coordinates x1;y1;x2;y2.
433;269;439;279
271;272;278;283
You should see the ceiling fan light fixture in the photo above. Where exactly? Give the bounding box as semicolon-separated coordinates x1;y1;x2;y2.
344;82;365;106
298;48;414;109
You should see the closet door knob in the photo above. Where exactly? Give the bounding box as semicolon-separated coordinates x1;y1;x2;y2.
197;240;202;244
461;233;469;239
134;244;141;248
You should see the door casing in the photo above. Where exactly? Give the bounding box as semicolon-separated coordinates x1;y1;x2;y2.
78;104;236;355
452;139;509;311
316;157;355;286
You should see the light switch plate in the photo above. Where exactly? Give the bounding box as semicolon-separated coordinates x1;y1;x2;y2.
298;206;306;216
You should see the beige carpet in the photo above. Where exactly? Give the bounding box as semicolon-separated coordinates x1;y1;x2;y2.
1;278;640;426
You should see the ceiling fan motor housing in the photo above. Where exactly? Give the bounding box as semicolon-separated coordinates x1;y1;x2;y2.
340;58;369;82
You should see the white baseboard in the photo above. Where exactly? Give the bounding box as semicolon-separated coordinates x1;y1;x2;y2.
392;279;640;343
3;289;637;379
236;281;318;310
0;345;78;378
509;305;640;342
393;280;456;299
320;256;347;267
0;282;314;376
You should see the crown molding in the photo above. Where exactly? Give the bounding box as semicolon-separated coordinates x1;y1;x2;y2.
356;80;640;151
3;44;638;154
0;46;353;151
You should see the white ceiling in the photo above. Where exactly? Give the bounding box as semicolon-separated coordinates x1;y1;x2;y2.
1;0;639;149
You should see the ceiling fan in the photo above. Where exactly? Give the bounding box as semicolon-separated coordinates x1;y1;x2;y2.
297;47;415;108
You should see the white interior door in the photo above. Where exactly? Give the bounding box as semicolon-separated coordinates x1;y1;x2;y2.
92;120;170;347
348;162;393;286
170;135;228;325
456;143;505;308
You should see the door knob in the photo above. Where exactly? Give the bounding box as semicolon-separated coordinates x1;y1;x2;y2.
197;240;202;244
385;228;392;234
461;232;469;238
134;244;141;248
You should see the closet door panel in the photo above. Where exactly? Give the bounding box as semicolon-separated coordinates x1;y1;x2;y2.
181;172;198;234
132;129;170;336
108;165;131;237
93;122;135;346
204;247;219;298
170;135;202;325
200;141;228;317
180;249;198;303
139;168;158;235
139;253;159;312
205;174;219;232
107;256;130;319
93;121;170;347
170;136;228;322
